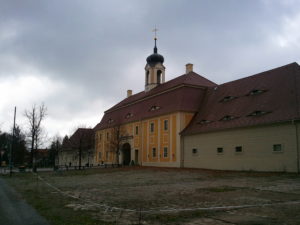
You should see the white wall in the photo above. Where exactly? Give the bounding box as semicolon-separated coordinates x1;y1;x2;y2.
183;122;299;172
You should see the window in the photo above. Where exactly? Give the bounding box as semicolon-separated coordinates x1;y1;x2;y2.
273;144;282;152
108;118;114;124
106;151;109;160
98;152;102;159
146;71;149;85
235;146;243;153
106;132;109;140
247;89;266;96
220;115;237;121
152;148;156;157
150;105;161;111
164;120;168;131
150;123;154;133
192;148;198;154
247;110;271;117
125;113;133;119
99;134;102;141
220;96;237;102
135;126;139;135
157;70;162;84
217;147;223;154
198;120;212;125
163;147;168;157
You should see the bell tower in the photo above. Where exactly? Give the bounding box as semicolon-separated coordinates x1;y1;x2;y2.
145;29;165;92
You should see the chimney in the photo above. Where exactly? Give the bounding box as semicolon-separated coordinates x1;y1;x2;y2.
127;89;132;97
186;63;193;74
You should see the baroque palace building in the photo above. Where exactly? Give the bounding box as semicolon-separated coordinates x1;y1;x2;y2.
93;38;300;172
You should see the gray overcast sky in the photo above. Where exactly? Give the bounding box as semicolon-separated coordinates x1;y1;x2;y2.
1;0;300;144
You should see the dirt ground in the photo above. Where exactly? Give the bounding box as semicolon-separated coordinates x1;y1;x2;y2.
26;167;300;224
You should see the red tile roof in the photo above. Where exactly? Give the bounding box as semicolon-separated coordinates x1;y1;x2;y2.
182;62;300;135
94;72;216;130
62;128;94;150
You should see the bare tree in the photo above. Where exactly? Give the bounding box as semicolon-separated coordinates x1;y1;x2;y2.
24;103;47;172
106;125;123;165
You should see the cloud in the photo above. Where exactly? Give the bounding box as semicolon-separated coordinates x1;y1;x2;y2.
1;0;300;146
274;13;300;48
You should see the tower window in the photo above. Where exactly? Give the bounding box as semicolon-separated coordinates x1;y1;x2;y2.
157;70;162;84
146;71;149;85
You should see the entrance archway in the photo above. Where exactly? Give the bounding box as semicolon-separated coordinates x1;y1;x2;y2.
122;143;131;165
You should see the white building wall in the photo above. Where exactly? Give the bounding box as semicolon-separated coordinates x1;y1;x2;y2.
183;122;299;172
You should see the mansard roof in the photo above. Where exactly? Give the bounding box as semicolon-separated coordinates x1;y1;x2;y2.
182;62;300;135
94;72;216;130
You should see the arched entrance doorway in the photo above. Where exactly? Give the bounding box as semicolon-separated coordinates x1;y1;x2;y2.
122;143;131;165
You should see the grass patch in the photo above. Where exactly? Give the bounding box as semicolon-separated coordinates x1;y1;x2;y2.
4;173;112;225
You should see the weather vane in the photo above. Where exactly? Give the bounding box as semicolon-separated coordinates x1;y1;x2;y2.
152;26;158;40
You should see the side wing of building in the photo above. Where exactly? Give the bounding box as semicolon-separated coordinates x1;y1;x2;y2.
182;63;300;172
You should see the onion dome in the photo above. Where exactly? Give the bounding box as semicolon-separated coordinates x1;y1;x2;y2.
146;38;164;65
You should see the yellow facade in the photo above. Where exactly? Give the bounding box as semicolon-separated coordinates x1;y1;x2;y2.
94;112;194;166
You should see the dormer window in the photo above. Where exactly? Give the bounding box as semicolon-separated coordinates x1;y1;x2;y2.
247;110;270;117
198;120;212;125
150;105;161;111
247;89;266;96
220;115;236;121
108;118;114;124
220;96;237;102
125;113;133;119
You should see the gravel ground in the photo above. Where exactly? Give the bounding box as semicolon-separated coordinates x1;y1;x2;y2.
38;167;300;224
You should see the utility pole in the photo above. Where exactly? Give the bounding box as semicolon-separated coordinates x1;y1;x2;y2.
79;138;82;170
10;106;16;177
54;140;58;170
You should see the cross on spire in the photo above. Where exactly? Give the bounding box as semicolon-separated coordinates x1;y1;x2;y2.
152;27;158;40
152;27;159;53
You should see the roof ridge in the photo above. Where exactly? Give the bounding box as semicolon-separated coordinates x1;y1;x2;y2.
106;72;211;113
219;62;299;87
